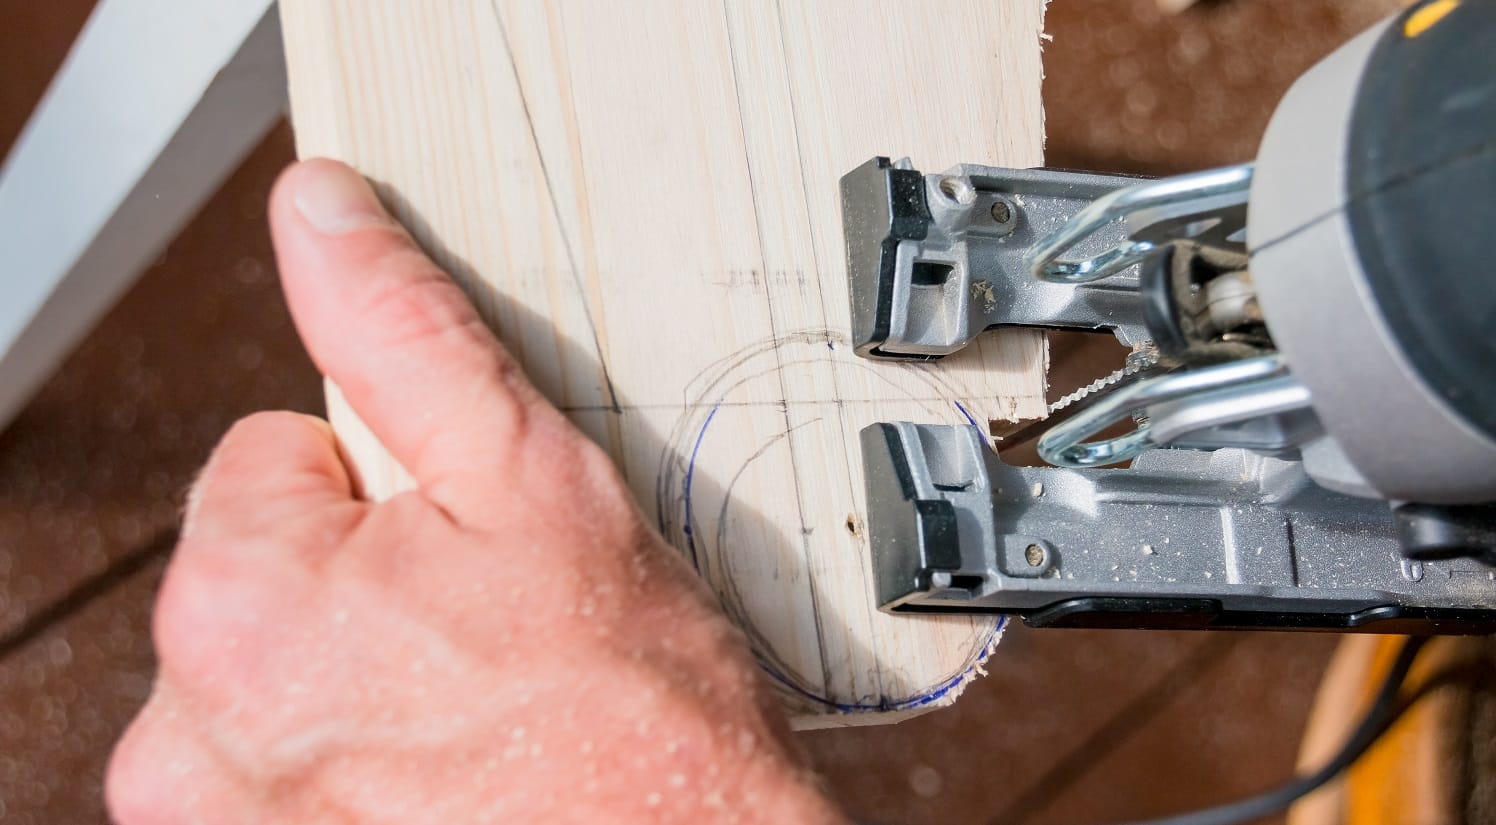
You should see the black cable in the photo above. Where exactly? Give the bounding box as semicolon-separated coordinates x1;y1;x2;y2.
1104;635;1429;825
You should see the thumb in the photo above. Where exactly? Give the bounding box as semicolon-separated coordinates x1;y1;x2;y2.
268;159;553;519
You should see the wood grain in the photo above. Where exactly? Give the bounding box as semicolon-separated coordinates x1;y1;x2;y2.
280;0;1049;727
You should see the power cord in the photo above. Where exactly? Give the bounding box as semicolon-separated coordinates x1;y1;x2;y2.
1106;635;1429;825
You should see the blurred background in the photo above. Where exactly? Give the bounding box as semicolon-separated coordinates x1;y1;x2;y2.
0;1;1405;822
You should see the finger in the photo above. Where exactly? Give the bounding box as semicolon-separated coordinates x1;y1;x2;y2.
269;159;552;515
185;411;359;544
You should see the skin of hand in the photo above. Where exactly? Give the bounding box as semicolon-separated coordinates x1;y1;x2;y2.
104;159;849;825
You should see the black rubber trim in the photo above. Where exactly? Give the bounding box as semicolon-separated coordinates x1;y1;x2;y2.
1345;0;1496;440
878;423;918;500
913;499;963;572
1015;597;1496;634
841;157;935;360
1395;501;1496;563
1139;245;1190;355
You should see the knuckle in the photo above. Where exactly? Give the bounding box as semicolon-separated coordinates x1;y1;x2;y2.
106;722;177;825
207;412;306;484
151;554;259;683
359;258;482;353
487;361;534;442
221;410;297;448
232;408;289;433
150;561;213;673
571;437;635;510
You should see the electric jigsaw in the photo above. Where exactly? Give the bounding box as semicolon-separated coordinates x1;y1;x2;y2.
840;2;1496;632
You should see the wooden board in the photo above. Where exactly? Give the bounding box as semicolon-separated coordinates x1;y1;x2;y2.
280;0;1049;728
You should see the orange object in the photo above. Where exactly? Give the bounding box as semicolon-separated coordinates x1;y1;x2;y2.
1292;636;1493;825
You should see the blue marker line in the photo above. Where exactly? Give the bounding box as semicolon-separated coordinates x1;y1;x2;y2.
681;400;1007;713
682;404;720;569
758;616;1009;712
953;400;981;430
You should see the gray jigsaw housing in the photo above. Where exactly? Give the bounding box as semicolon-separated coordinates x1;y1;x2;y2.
842;0;1496;633
841;157;1496;631
841;157;1149;358
863;422;1496;631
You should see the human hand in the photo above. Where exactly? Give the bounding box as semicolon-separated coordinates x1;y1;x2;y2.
105;159;847;825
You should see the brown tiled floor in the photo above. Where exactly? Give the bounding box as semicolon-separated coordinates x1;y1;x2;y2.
804;630;1339;825
0;1;1399;822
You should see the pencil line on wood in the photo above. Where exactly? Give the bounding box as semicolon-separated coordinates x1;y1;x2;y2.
772;0;888;704
719;0;833;700
486;0;621;414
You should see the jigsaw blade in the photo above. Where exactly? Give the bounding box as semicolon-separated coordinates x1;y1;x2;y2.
1047;344;1160;417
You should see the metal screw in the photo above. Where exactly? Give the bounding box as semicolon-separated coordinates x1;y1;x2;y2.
938;175;977;205
1025;543;1045;567
991;201;1013;223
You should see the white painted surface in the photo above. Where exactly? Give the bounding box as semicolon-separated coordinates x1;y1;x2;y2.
0;0;285;428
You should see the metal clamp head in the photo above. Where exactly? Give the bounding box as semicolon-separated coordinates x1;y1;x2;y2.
1036;354;1315;468
839;157;1156;359
1025;163;1254;284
